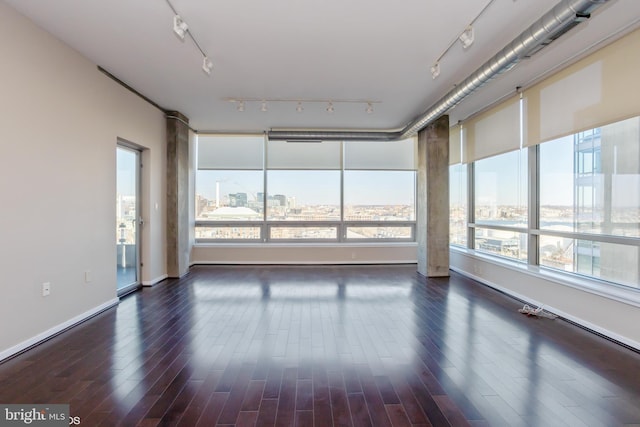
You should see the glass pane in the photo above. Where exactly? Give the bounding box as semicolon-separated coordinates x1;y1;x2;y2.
474;227;527;261
116;147;138;289
540;236;639;288
196;170;263;221
345;226;412;240
195;226;261;240
270;226;338;240
267;171;340;221
540;117;640;237
450;164;467;246
474;149;528;227
344;171;415;221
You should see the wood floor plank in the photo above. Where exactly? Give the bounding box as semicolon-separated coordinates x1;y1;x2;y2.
255;398;278;426
384;403;412;427
347;393;372;427
217;363;255;424
313;365;333;427
0;265;639;426
274;367;297;426
241;380;266;412
327;370;351;427
295;379;313;411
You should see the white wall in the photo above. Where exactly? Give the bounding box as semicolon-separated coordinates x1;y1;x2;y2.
192;244;417;265
0;3;166;357
451;249;640;350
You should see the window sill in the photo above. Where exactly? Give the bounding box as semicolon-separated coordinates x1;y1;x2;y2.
194;241;418;248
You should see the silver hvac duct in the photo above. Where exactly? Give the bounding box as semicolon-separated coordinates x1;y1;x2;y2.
268;0;610;142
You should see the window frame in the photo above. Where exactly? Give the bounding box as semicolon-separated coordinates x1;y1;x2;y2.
195;136;418;244
453;114;640;291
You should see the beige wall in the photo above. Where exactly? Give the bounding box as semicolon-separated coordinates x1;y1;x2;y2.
0;3;166;356
192;244;417;265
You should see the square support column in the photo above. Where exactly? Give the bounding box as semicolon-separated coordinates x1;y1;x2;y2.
417;115;450;277
166;111;190;278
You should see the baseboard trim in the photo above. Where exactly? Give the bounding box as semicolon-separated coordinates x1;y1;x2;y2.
142;274;168;287
451;266;640;352
191;260;417;266
0;298;120;363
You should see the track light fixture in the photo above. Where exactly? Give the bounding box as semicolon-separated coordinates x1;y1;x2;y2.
365;103;374;114
326;102;335;113
202;57;213;75
225;98;380;115
430;62;440;79
459;26;475;49
429;0;493;79
173;15;188;40
167;0;213;77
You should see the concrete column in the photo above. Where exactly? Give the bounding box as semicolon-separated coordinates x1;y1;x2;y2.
417;115;450;277
166;111;190;278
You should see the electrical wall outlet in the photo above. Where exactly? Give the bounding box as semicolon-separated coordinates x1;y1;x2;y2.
85;270;92;283
42;282;51;297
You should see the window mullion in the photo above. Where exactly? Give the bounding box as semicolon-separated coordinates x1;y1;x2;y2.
528;144;539;266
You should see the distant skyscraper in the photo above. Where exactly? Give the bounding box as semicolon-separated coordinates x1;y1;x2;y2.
274;194;287;207
229;192;248;207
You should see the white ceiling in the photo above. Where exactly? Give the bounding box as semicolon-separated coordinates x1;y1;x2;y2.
5;0;640;133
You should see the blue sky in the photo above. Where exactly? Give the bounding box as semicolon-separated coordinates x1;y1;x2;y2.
196;170;416;205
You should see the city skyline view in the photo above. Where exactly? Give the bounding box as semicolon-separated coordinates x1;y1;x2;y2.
196;170;416;206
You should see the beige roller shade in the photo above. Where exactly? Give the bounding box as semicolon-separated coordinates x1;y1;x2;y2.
344;138;416;170
449;125;461;165
198;135;264;170
267;140;342;169
465;96;521;161
525;28;640;146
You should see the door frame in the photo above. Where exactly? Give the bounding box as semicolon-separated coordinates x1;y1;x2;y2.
116;141;143;297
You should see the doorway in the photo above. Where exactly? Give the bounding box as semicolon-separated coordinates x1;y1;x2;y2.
116;145;141;295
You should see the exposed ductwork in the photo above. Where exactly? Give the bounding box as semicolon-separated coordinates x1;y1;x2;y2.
268;0;610;142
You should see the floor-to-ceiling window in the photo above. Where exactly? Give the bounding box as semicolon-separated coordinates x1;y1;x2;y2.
450;114;640;290
539;117;640;288
473;149;528;262
195;135;417;243
448;26;640;294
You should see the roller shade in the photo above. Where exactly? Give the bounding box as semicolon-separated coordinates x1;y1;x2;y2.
449;125;461;165
197;135;263;170
344;138;416;170
465;96;520;161
525;28;640;146
267;140;341;169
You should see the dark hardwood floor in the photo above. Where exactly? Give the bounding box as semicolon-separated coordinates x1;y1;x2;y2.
1;265;640;426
